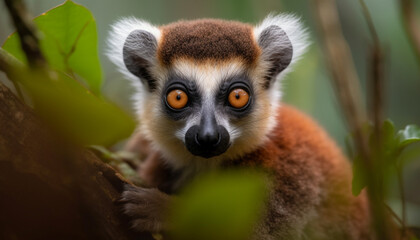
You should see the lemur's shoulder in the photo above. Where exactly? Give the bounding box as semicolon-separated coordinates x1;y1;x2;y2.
242;104;348;170
239;104;353;205
240;105;371;239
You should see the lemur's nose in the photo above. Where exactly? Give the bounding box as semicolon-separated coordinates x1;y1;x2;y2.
185;111;230;158
196;114;220;146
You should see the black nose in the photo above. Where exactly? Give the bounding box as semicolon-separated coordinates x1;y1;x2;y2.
196;115;220;146
185;114;230;158
197;131;220;146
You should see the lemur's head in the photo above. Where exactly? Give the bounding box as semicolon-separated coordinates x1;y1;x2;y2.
107;15;308;168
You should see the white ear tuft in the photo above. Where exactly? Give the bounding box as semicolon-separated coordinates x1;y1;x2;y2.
254;14;309;82
106;17;161;84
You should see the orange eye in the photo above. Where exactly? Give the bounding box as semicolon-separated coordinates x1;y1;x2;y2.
167;89;188;109
228;88;250;109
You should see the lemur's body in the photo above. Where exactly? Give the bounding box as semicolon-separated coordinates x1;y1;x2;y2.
108;15;371;239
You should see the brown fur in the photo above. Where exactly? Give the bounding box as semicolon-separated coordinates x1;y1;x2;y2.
131;105;371;239
158;19;260;66
235;105;371;239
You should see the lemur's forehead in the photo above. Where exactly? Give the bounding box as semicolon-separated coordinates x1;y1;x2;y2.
158;19;260;66
170;58;248;93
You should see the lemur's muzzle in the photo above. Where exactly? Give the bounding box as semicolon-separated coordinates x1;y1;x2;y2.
185;114;230;158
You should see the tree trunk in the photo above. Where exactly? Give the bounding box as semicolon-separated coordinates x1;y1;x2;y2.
0;82;153;240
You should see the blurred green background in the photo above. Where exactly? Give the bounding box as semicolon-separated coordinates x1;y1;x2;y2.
1;0;419;227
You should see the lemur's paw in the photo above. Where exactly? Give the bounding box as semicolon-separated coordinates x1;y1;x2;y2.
121;184;171;232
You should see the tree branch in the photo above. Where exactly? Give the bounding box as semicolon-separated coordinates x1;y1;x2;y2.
311;0;393;239
0;1;153;237
311;0;369;164
0;81;153;240
400;0;420;67
4;0;46;68
358;0;385;142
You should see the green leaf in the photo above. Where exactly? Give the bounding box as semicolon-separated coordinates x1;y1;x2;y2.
1;1;131;145
382;119;399;165
14;68;135;146
397;125;420;149
382;120;396;149
2;0;102;94
351;121;420;196
352;156;366;196
169;170;268;240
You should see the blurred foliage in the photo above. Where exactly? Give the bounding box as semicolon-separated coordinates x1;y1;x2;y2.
89;145;143;185
1;0;417;147
3;0;102;94
1;3;268;238
351;120;420;196
1;0;135;146
169;170;268;240
1;0;420;236
398;125;420;149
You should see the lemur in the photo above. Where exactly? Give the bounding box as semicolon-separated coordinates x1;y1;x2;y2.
107;14;371;240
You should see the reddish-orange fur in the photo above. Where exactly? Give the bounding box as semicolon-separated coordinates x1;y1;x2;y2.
236;105;371;239
134;104;372;239
113;15;374;239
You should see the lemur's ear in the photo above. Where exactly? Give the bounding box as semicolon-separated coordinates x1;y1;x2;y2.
107;17;161;91
254;14;308;88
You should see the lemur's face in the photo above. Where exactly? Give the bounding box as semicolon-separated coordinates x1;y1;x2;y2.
108;16;307;167
161;60;253;159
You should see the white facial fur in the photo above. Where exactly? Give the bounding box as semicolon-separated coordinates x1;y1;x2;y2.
135;58;281;169
107;14;309;169
170;59;245;142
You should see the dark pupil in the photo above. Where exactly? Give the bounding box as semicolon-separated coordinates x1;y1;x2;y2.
235;93;240;99
176;94;181;100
